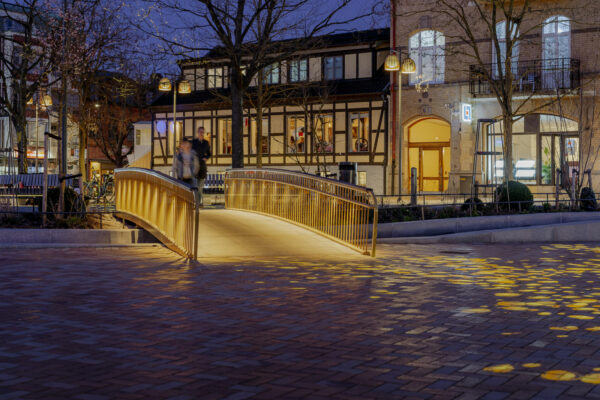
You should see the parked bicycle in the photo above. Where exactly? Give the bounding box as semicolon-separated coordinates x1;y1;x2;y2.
83;173;115;203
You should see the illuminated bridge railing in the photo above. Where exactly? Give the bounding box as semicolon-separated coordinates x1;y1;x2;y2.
225;169;378;256
114;168;199;259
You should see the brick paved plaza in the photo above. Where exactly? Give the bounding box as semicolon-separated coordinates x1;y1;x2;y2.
2;243;600;399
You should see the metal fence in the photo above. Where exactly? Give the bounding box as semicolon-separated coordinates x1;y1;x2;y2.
225;168;378;256
377;193;595;223
114;168;199;259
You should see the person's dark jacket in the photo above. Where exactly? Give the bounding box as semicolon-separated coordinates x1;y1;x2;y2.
191;138;211;180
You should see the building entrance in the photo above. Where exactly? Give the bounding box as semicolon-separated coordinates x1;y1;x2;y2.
407;118;451;192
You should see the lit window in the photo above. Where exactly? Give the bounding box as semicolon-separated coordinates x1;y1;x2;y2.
289;59;307;82
314;115;333;153
287;116;305;153
207;67;224;88
262;63;280;84
349;113;369;152
487;114;579;185
492;21;519;78
409;30;445;85
249;117;269;154
219;118;232;154
542;16;571;89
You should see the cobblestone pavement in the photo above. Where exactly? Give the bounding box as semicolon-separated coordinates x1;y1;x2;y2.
3;243;600;399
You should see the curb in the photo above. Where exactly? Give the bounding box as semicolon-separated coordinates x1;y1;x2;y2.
377;211;600;238
0;243;163;249
0;229;158;245
378;219;600;244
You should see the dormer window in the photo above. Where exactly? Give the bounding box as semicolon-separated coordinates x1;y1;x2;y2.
289;59;308;82
324;56;343;80
263;63;280;84
207;67;225;88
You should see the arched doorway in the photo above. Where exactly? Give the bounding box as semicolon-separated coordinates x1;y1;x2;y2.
407;118;451;192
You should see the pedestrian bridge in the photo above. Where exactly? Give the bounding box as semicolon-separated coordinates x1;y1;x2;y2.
114;168;378;259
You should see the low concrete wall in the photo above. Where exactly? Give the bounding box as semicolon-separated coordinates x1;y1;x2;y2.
377;212;600;238
0;229;154;245
378;220;600;244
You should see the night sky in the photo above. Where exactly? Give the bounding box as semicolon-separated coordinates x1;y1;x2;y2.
126;0;388;74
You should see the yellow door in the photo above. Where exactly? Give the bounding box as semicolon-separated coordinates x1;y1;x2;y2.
421;149;442;192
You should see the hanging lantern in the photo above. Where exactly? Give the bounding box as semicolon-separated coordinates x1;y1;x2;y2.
158;77;172;92
401;57;417;74
384;53;400;71
178;79;191;94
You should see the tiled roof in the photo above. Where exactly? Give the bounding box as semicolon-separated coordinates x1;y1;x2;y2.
183;27;390;63
151;76;390;109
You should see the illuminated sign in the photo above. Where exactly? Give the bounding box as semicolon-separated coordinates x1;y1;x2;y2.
27;149;45;159
462;103;472;122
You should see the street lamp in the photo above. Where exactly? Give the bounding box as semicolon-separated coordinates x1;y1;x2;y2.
158;77;191;158
385;50;416;194
27;92;53;173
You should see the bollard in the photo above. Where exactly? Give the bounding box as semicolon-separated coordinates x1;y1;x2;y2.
555;168;561;210
192;187;200;260
572;169;579;209
411;167;417;207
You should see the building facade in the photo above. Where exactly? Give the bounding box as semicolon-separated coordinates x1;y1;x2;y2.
392;0;600;195
0;5;78;176
150;29;393;194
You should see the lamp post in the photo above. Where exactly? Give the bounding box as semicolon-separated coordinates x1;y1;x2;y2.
40;92;53;226
158;77;191;160
385;50;416;195
27;93;53;173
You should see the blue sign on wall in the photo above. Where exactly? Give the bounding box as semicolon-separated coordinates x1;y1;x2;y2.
462;103;472;122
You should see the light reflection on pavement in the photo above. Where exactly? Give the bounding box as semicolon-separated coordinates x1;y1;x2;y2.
2;243;600;398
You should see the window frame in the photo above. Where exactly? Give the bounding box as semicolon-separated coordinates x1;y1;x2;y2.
262;63;280;85
218;117;232;155
542;15;571;90
486;114;579;186
313;114;334;153
348;112;370;153
492;20;520;79
207;66;226;89
288;59;308;83
323;56;344;80
287;114;306;154
408;30;445;85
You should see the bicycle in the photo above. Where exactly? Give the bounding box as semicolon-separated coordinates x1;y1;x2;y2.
83;173;114;204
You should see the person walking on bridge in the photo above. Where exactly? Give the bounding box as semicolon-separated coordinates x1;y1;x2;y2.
192;126;211;207
172;140;199;186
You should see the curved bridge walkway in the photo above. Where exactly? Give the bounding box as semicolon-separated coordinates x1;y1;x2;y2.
195;208;358;259
114;168;378;259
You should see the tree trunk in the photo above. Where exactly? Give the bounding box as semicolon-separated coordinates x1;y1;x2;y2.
16;121;27;174
230;79;244;169
503;114;514;182
256;72;264;168
79;127;87;181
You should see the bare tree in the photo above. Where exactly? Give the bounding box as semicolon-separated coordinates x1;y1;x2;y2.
136;0;368;169
64;0;135;181
549;82;600;205
88;71;149;169
0;1;58;174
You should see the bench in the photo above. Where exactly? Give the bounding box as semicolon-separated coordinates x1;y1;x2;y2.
0;174;75;196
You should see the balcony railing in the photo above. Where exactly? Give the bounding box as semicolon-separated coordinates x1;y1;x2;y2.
469;58;580;96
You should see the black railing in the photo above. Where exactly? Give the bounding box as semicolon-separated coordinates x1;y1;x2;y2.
469;58;580;95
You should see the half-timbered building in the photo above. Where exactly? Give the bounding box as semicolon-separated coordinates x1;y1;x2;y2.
150;28;392;194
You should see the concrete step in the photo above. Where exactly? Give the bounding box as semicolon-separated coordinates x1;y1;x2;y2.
378;219;600;244
377;211;600;238
0;229;158;246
